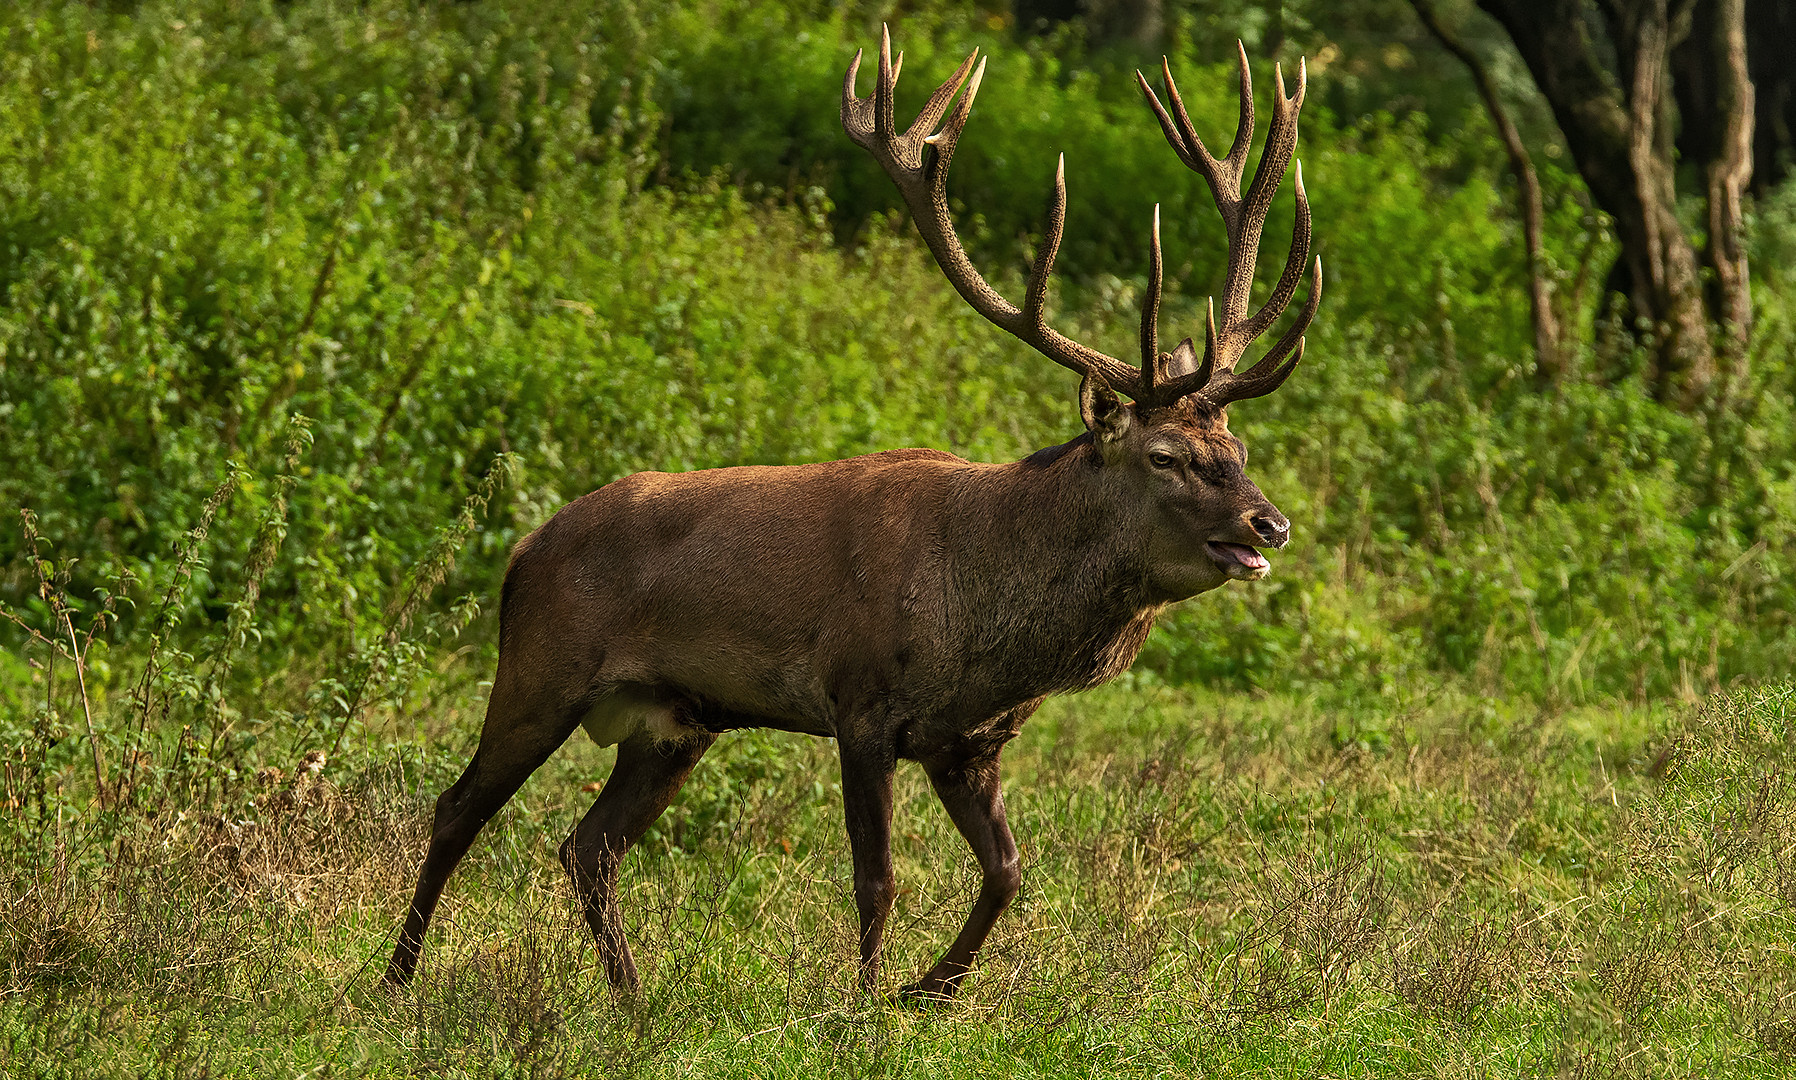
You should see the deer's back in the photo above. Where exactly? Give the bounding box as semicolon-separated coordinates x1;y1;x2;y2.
499;449;975;729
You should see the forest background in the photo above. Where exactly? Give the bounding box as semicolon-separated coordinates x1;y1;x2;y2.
3;0;1795;1076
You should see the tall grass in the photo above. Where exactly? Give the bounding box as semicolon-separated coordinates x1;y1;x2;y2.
5;678;1796;1076
0;425;513;831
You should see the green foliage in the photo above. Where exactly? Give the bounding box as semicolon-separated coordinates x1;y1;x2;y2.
0;0;1790;736
0;5;1791;1067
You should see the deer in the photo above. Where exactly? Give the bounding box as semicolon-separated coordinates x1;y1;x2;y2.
384;29;1320;1001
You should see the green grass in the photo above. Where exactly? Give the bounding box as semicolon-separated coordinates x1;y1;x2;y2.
1;3;1793;1073
6;680;1795;1077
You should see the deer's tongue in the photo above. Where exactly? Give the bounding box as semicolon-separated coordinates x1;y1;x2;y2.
1206;542;1269;570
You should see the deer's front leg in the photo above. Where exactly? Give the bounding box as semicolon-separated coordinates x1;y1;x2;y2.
838;732;897;992
904;754;1021;999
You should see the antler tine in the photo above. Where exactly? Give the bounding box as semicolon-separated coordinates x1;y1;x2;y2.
1197;298;1218;388
1139;204;1163;392
923;56;986;184
1213;338;1305;405
1138;65;1228;214
875;25;897;140
1134;50;1318;411
1163;60;1209;170
1248;254;1323;378
1225;57;1304;325
1023;154;1067;329
911;51;979;141
1162;255;1321;406
1223;42;1255;173
1138;63;1201;169
845;34;1145;398
1152;300;1219;405
841;48;868;132
1239;159;1312;341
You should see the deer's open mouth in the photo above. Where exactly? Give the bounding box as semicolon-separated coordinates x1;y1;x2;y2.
1207;541;1270;580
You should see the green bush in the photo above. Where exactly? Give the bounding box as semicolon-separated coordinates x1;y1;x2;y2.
0;0;1790;742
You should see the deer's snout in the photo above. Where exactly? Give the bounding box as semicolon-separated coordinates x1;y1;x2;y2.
1250;509;1290;549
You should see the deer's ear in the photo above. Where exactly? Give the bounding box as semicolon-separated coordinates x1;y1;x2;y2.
1163;337;1201;379
1080;374;1131;444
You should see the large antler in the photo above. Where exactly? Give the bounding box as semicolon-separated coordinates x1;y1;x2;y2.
842;28;1145;398
1136;45;1322;409
843;29;1322;411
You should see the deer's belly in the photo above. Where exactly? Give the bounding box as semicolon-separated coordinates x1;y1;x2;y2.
579;686;697;747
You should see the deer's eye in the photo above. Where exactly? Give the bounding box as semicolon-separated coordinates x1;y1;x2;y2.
1148;452;1179;470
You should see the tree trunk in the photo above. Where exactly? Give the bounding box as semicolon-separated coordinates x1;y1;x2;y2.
1012;0;1162;47
1745;0;1792;194
1013;0;1083;36
1619;2;1716;406
1089;0;1163;48
1476;0;1755;410
1701;0;1753;399
1410;0;1563;386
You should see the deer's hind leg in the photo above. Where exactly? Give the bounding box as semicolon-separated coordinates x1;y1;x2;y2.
561;725;716;991
386;674;587;986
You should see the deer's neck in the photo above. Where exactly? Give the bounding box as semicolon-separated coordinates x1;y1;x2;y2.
942;436;1160;694
1004;436;1147;585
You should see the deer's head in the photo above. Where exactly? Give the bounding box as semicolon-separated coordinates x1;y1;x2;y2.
844;33;1320;600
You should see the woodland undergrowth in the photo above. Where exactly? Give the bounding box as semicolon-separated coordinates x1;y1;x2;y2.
2;2;1795;1074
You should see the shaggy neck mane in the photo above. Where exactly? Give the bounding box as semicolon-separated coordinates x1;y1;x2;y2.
935;433;1158;697
1019;431;1095;470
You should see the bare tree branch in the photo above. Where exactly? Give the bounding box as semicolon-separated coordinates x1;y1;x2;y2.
1410;0;1562;385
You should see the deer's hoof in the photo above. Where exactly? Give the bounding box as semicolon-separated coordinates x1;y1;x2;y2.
895;981;956;1008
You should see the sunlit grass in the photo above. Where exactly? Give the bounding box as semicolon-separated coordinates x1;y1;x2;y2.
6;681;1794;1077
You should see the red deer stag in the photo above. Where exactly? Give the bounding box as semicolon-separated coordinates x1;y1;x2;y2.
386;29;1320;999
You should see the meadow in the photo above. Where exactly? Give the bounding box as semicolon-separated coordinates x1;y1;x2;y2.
2;0;1794;1075
8;682;1796;1076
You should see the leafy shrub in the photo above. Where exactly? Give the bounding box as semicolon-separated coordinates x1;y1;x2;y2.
0;0;1789;729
